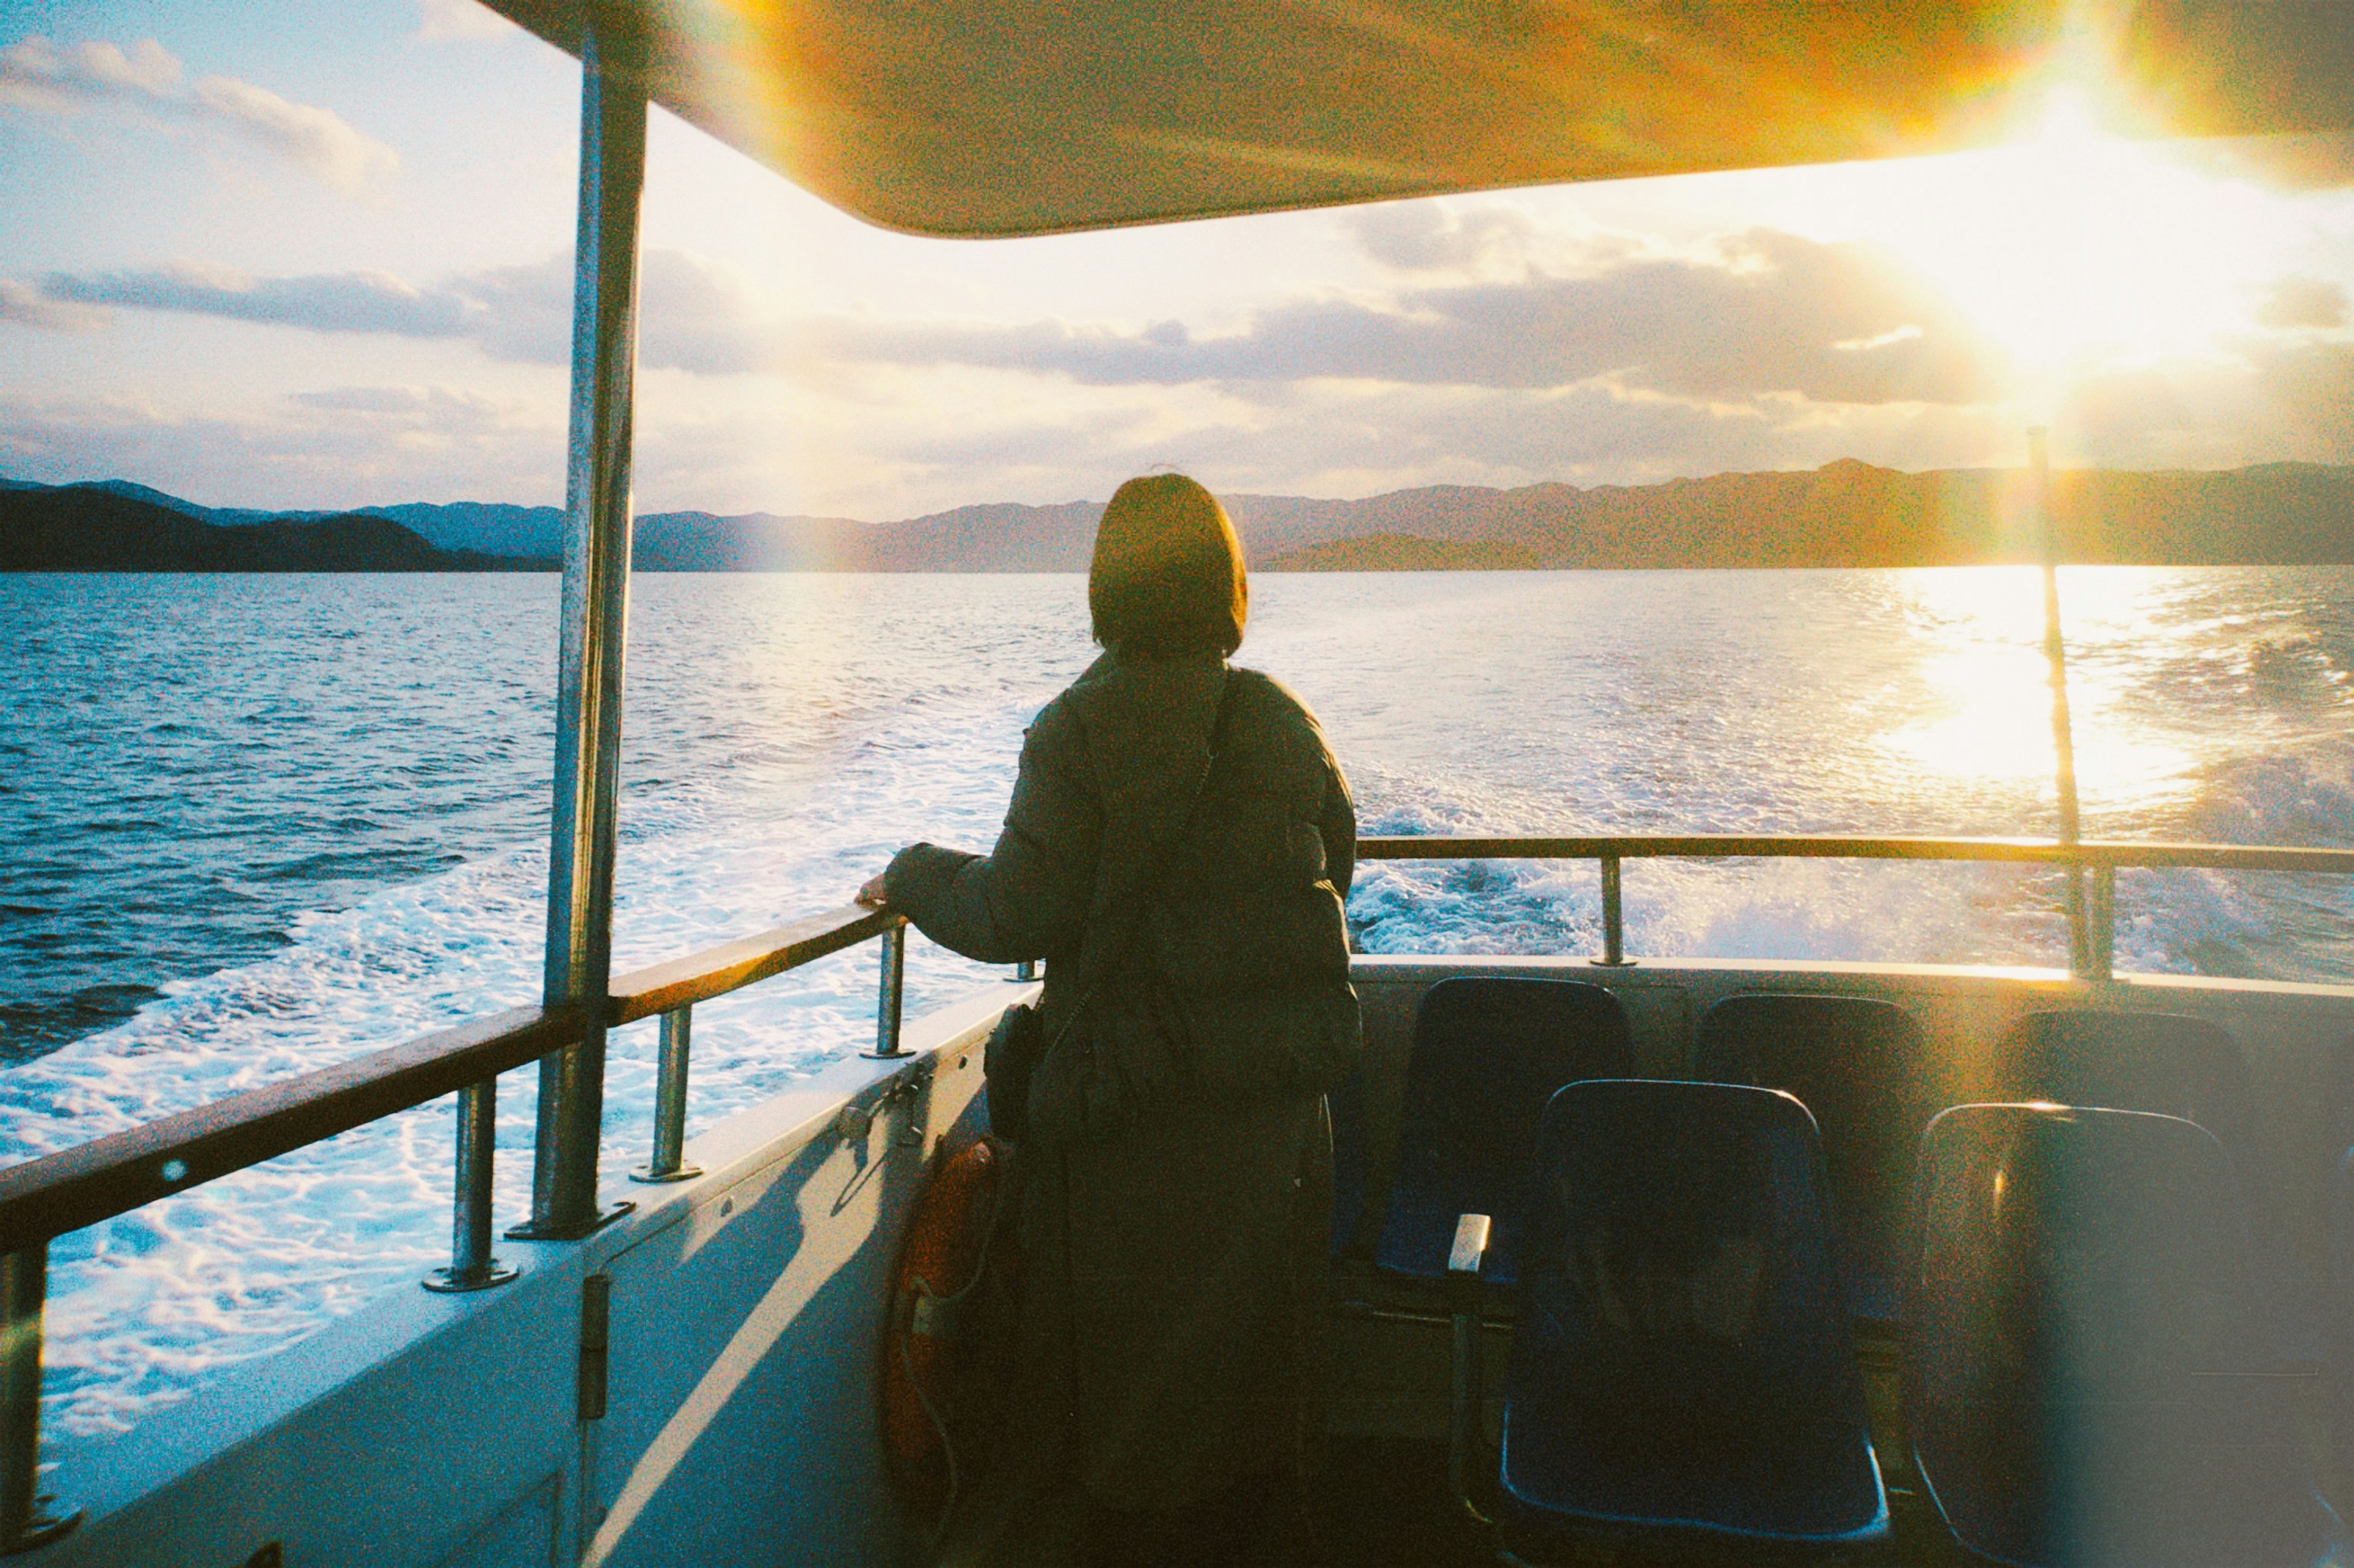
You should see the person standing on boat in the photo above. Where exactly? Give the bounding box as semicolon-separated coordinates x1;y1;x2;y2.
858;472;1361;1567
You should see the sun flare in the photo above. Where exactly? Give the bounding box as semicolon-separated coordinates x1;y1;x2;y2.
1786;85;2306;409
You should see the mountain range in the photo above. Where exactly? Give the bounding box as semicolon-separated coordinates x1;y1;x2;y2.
6;459;2353;573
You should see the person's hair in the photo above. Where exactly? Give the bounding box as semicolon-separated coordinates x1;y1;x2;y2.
1088;473;1247;658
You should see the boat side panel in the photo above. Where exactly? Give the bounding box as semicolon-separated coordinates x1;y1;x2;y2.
34;986;1011;1568
580;1038;986;1567
36;1247;586;1568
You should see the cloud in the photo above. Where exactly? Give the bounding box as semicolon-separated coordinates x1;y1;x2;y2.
1347;204;1547;272
13;249;789;371
9;231;2007;406
13;231;2007;406
287;386;444;413
0;37;177;109
831;230;2011;406
0;35;398;196
0;386;557;509
186;75;399;195
0;278;107;333
413;0;512;43
42;262;476;337
2254;274;2348;330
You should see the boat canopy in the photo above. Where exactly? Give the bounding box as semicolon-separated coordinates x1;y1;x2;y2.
480;0;2354;237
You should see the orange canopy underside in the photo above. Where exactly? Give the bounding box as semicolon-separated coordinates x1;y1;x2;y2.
483;0;2354;236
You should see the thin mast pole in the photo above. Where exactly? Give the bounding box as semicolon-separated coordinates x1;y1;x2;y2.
528;21;646;1239
2030;427;2091;975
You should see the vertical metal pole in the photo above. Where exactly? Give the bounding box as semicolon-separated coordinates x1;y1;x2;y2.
426;1080;517;1292
0;1245;76;1553
527;21;646;1241
2031;428;2093;978
864;924;909;1059
2087;864;2116;982
631;1009;703;1183
1590;854;1629;967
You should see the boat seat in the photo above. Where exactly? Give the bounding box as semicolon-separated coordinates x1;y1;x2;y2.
1992;1010;2257;1145
1374;976;1633;1284
1908;1102;2339;1568
1695;993;1933;1325
1464;1079;1887;1561
2325;1144;2354;1515
1993;1007;2309;1355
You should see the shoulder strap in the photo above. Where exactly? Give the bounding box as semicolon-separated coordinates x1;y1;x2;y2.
1047;667;1235;1046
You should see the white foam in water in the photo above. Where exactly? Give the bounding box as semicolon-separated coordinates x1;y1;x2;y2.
9;566;2354;1443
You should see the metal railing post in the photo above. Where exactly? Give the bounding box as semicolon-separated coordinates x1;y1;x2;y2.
526;19;647;1241
2030;427;2095;981
1590;854;1631;967
426;1079;517;1293
2086;863;2116;982
0;1244;77;1554
631;1008;703;1184
864;924;909;1059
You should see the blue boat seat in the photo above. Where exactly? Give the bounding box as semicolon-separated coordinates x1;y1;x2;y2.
1908;1103;2339;1568
1695;993;1932;1324
2320;1135;2354;1517
1992;1010;2257;1147
1994;1008;2309;1355
1483;1079;1889;1558
1374;976;1632;1284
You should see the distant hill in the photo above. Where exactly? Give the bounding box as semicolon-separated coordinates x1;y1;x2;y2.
1265;534;1541;571
371;501;566;560
7;459;2352;573
0;486;546;572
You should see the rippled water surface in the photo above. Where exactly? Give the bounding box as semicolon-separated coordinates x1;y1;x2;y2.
4;566;2352;1441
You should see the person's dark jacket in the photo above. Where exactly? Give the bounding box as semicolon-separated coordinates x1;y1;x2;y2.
884;648;1360;1512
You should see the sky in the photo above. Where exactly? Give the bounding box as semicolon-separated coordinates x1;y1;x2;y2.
2;0;2352;521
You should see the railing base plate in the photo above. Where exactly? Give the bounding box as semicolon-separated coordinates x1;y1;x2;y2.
421;1262;520;1294
1;1501;81;1556
628;1163;703;1185
505;1200;634;1243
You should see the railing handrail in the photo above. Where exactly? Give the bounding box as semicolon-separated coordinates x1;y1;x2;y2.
4;837;2351;1250
609;904;901;1024
1359;834;2354;875
0;904;903;1255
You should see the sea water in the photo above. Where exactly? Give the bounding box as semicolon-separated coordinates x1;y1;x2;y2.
4;566;2353;1440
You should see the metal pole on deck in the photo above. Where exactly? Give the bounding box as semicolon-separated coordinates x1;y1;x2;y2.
0;1246;77;1553
524;21;646;1241
2030;428;2095;978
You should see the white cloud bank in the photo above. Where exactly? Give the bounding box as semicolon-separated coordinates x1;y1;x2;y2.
0;35;398;197
12;232;2009;404
5;224;2352;514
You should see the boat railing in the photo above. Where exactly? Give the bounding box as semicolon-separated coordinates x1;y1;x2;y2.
5;833;2354;1549
0;901;907;1551
1358;833;2354;973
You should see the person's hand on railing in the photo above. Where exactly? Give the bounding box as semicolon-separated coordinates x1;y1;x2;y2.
855;872;889;909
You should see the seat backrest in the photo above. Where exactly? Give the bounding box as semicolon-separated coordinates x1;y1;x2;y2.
1907;1103;2333;1568
1695;993;1931;1320
2330;1146;2354;1515
1498;1079;1886;1543
1993;1010;2255;1152
1374;976;1632;1282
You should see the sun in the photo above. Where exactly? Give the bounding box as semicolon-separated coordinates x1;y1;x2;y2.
1761;84;2306;405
